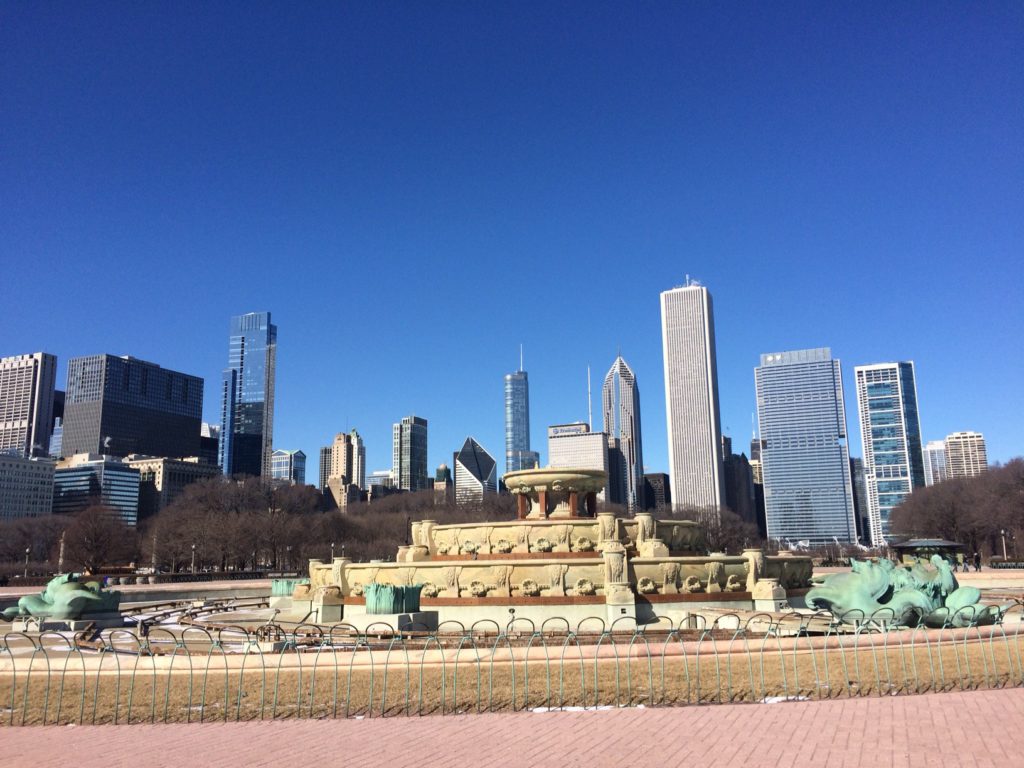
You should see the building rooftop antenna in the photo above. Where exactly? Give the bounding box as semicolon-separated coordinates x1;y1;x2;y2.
519;343;524;373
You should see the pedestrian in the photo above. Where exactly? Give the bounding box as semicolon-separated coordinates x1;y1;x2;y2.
974;551;981;572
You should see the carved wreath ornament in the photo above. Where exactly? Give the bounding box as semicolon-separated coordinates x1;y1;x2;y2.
519;579;541;596
574;536;595;552
469;580;488;597
461;541;480;555
494;539;513;553
533;538;554;552
421;582;439;598
637;577;657;595
575;578;597;596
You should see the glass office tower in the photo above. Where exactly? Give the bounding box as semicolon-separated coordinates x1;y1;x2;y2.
219;312;277;477
504;368;538;473
755;348;857;545
854;362;925;546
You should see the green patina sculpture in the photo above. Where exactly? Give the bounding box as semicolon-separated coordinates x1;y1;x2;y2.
2;573;122;622
363;583;422;615
805;556;1002;627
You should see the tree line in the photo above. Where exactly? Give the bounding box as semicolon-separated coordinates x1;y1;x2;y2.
890;459;1024;557
0;475;767;578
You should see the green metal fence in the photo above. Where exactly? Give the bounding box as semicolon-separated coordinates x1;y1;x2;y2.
2;604;1023;725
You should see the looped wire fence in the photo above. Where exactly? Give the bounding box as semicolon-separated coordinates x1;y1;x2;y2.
2;602;1023;725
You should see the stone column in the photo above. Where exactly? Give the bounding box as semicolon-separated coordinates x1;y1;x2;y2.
537;490;549;519
567;490;579;517
602;542;636;626
516;493;529;520
420;520;437;555
743;548;765;593
596;511;618;551
585;491;597;517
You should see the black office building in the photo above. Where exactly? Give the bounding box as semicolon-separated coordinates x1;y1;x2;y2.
62;355;203;459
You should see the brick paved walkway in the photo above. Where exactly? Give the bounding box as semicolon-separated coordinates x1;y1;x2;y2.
2;688;1021;768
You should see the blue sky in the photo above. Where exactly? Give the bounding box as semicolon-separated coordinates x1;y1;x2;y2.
2;3;1021;483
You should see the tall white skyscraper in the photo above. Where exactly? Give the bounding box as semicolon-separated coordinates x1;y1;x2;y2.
0;353;57;458
922;440;948;486
602;355;644;512
660;282;724;511
944;431;988;479
854;362;925;546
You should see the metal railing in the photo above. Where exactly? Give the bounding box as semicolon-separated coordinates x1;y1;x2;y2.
2;604;1023;725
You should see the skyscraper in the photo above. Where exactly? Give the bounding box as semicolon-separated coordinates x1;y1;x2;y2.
922;440;948;486
602;355;644;512
392;415;428;492
755;348;857;544
453;437;497;505
854;362;925;546
660;282;724;511
219;312;277;477
945;431;988;479
0;352;57;457
318;446;332;491
62;355;202;459
321;429;366;490
350;429;366;490
505;361;539;474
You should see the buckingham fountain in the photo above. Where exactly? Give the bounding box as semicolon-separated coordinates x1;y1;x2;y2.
294;467;815;632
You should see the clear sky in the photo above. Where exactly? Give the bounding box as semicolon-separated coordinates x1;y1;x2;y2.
2;3;1021;483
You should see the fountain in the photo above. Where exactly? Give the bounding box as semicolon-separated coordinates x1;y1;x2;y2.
295;467;814;631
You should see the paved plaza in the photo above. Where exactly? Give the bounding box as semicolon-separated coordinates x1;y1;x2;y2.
2;687;1021;768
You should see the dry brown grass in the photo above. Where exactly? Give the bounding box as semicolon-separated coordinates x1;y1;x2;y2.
3;633;1023;725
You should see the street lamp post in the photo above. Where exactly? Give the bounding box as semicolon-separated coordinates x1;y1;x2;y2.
57;531;65;575
24;547;30;578
191;543;196;575
1001;530;1008;561
286;545;292;570
330;541;335;560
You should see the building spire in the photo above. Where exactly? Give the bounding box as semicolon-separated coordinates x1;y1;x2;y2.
519;343;524;372
587;365;592;429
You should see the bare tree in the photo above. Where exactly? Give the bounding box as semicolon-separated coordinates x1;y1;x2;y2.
63;505;137;574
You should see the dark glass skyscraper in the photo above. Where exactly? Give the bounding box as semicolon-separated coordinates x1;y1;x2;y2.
504;365;538;474
61;355;202;459
392;415;428;491
219;312;277;477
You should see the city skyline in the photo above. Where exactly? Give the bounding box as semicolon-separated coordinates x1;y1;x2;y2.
2;6;1020;484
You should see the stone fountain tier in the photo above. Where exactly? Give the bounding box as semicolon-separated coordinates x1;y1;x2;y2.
503;467;608;519
301;547;814;629
400;514;705;562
